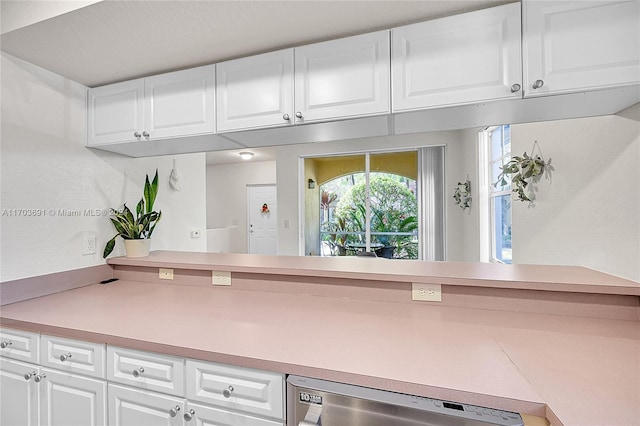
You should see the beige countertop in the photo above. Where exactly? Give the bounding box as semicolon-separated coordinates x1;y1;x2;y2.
109;251;640;295
1;278;638;426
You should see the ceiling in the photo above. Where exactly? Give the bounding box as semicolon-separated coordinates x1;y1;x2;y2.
205;146;276;165
0;0;511;88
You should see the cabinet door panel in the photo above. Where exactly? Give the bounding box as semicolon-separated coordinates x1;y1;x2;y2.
144;65;215;138
295;30;390;122
87;79;144;145
217;49;294;131
185;402;282;426
523;0;640;96
392;2;521;111
40;369;106;426
108;383;184;426
0;358;39;426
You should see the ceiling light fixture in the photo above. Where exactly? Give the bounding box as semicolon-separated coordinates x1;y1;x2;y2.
239;152;254;160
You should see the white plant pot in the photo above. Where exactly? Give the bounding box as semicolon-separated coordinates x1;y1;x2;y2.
124;239;151;258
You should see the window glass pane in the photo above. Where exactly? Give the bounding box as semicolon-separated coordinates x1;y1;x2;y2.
503;124;511;153
490;127;503;160
492;194;512;264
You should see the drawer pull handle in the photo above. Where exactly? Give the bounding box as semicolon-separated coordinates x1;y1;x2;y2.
142;131;150;138
134;131;141;138
132;367;145;378
295;111;303;120
223;385;234;398
34;373;46;383
183;409;195;422
24;371;36;381
510;83;521;93
59;353;72;362
532;79;544;89
169;405;181;418
0;340;12;349
283;113;290;121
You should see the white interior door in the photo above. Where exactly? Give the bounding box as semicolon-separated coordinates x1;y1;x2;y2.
247;185;278;255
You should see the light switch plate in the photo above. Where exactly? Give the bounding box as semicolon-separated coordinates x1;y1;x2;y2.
212;271;231;286
412;283;442;302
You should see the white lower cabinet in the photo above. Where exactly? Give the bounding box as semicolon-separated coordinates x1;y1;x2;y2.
108;383;184;426
1;330;285;426
184;402;282;426
0;358;40;426
40;368;106;426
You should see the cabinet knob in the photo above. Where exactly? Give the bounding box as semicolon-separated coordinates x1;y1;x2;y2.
532;79;544;89
510;83;521;93
169;405;181;418
142;131;150;138
134;132;142;138
24;371;36;381
0;340;12;349
183;409;195;422
283;113;290;121
59;352;72;362
132;367;145;378
34;373;46;383
222;385;234;398
295;111;303;119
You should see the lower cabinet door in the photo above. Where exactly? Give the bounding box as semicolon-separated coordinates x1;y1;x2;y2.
39;368;106;426
108;383;184;426
184;402;283;426
0;358;39;426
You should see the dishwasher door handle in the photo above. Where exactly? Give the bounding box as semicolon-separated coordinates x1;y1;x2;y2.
299;404;322;426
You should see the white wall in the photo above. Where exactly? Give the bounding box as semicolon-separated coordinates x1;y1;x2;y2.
511;105;640;282
275;131;467;256
0;53;207;282
206;160;276;253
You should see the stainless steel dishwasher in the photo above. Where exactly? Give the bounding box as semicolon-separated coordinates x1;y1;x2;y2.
287;375;524;426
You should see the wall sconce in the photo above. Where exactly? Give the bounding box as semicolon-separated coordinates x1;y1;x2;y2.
308;179;316;189
239;151;254;160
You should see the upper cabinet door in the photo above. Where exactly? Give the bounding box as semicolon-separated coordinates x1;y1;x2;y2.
523;0;640;97
295;31;390;123
392;2;522;112
216;49;294;132
144;65;215;139
87;79;144;146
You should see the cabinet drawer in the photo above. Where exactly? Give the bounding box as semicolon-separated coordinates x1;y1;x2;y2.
108;383;184;426
0;328;39;364
41;335;105;379
186;359;284;420
107;346;184;397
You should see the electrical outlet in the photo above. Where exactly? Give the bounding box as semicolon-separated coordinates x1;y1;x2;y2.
212;271;231;286
159;268;174;280
82;233;96;255
190;230;201;239
412;283;442;302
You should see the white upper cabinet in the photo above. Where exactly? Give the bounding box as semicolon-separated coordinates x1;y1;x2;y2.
216;31;390;132
294;30;390;123
87;79;144;146
523;0;640;96
144;65;215;139
216;50;294;132
392;2;522;112
87;65;215;146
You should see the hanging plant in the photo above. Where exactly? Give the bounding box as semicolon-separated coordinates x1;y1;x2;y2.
453;180;471;210
495;151;547;202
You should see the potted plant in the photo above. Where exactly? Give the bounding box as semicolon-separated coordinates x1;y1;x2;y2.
495;152;547;202
103;170;161;258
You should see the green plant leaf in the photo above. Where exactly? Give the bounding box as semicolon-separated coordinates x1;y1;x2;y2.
103;235;117;258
